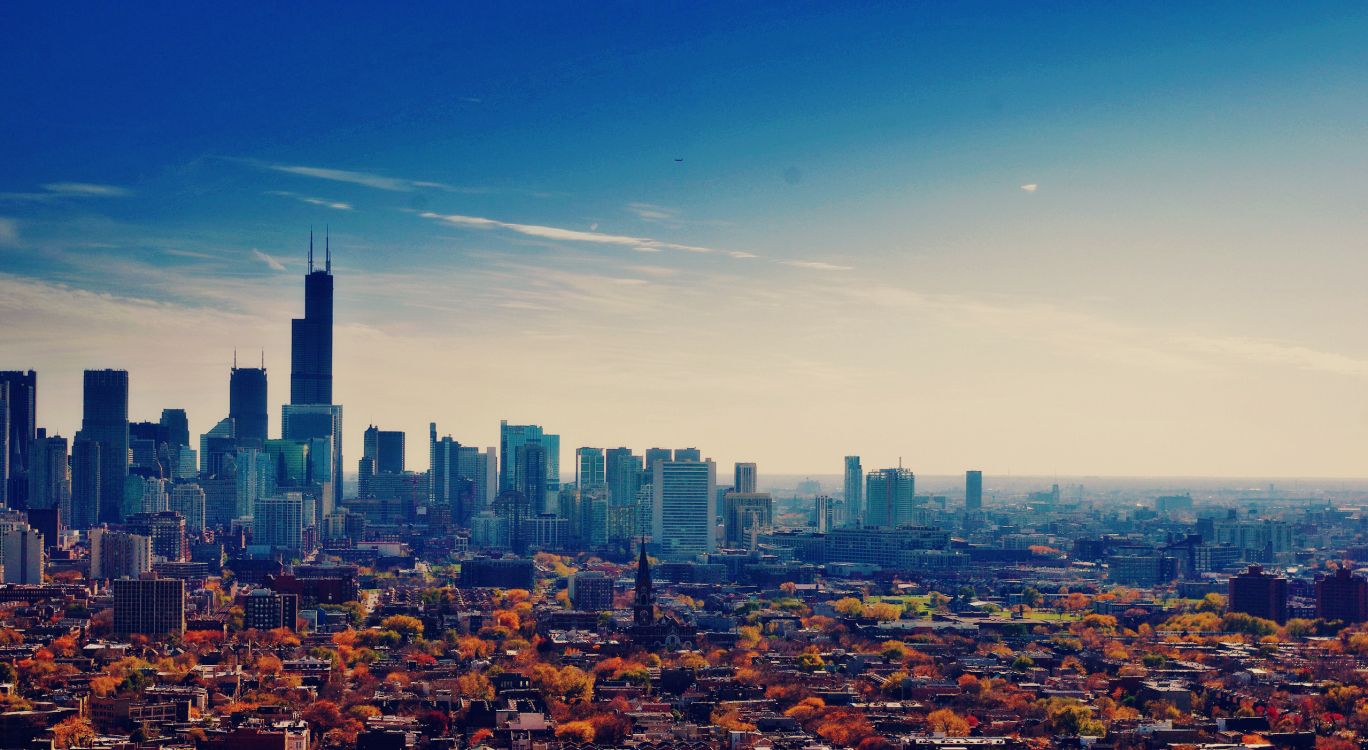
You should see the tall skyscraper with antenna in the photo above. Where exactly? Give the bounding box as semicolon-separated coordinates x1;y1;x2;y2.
290;229;334;405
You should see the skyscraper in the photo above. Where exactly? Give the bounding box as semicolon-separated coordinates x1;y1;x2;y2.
966;470;983;512
281;403;343;516
0;371;36;509
158;408;190;450
229;363;269;446
81;369;129;523
576;447;606;491
0;383;8;508
843;456;862;524
865;467;916;528
70;439;99;530
362;425;405;474
28;433;70;516
605;448;642;507
499;421;559;512
644;448;673;473
652;459;716;560
290;231;334;405
733;462;757;494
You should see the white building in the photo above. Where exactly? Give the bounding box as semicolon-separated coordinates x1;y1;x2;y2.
652;459;716;560
0;527;43;584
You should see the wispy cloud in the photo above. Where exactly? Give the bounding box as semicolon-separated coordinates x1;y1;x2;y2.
627;202;681;225
0;218;18;247
782;260;853;271
43;182;132;197
0;182;132;202
265;190;353;211
1020;183;1039;193
251;248;287;271
419;210;852;271
1176;335;1368;377
250;160;487;194
419;211;717;254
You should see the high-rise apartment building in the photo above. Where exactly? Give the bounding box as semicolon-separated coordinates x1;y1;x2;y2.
965;470;983;512
229;364;269;446
290;232;334;405
866;467;916;528
90;528;153;580
169;484;206;532
0;527;43;584
245;588;300;631
1229;564;1288;624
843;456;862;523
652;459;716;560
81;369;129;523
1316;567;1368;623
569;571;614;611
113;577;184;636
254;494;305;554
733;462;757;494
127;511;187;562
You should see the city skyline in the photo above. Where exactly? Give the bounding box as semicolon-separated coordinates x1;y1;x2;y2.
6;3;1368;476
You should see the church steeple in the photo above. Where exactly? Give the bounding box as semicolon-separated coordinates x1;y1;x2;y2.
633;539;654;626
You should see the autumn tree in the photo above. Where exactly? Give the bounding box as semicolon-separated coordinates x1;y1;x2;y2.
49;716;95;749
926;708;971;736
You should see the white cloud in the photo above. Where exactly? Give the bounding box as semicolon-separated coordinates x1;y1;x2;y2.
41;182;133;197
419;211;718;254
782;259;853;271
627;202;681;224
1020;183;1039;193
265;191;353;211
0;182;132;202
251;248;287;271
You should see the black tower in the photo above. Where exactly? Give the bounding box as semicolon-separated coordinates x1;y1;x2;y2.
290;230;333;405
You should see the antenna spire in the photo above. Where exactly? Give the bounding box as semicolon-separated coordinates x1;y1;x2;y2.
233;349;237;369
260;349;265;369
309;226;314;272
325;225;331;273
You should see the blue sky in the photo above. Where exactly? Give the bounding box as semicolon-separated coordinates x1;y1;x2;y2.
4;2;1368;477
